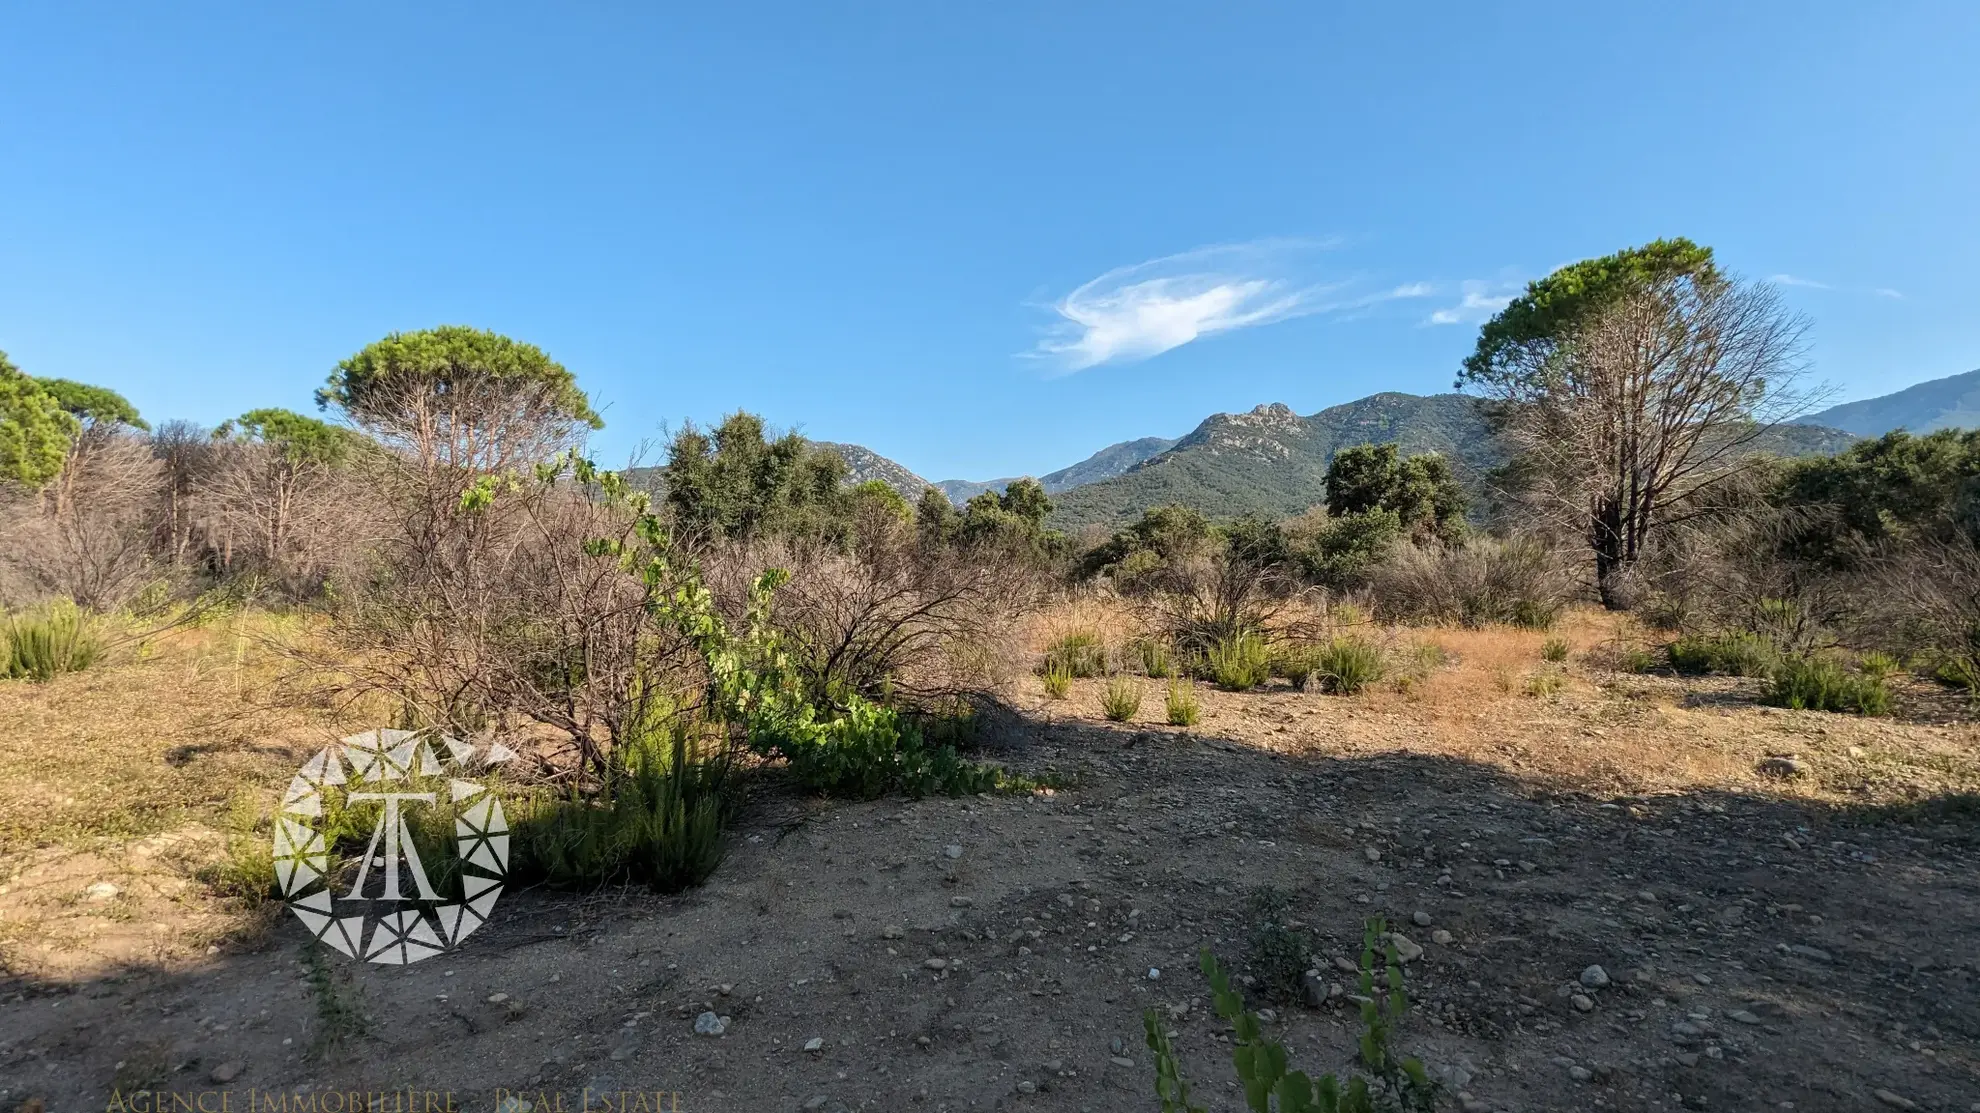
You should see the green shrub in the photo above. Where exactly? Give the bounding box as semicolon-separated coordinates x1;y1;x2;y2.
1165;680;1200;726
1101;675;1143;722
1146;918;1437;1113
201;792;278;902
1207;630;1271;691
1667;632;1780;677
1541;637;1569;663
1043;631;1106;678
1766;655;1892;716
1316;636;1384;694
1272;645;1319;691
1620;646;1658;673
3;600;105;681
1041;660;1073;699
1933;657;1979;692
1133;637;1174;679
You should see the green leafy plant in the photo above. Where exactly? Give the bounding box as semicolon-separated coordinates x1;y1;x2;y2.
1102;675;1143;722
1667;632;1780;677
1766;655;1892;715
1146;918;1437;1113
1541;637;1569;663
1166;679;1201;726
1316;637;1384;694
1208;630;1272;691
1042;659;1073;699
2;599;105;680
1044;630;1107;678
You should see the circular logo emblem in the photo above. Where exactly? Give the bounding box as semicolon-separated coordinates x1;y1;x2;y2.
274;729;514;964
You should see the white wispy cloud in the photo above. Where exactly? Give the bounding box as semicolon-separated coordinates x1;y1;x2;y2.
1767;273;1832;289
1425;281;1518;326
1030;241;1349;372
1874;287;1904;299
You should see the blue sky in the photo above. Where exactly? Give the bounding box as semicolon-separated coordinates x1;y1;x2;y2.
2;3;1975;481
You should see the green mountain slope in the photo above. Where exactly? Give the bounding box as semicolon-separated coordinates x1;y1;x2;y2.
1047;393;1854;531
1796;368;1980;436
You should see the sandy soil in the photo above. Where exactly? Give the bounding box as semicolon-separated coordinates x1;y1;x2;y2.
4;630;1979;1113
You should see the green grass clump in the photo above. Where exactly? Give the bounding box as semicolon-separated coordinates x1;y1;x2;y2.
3;600;105;681
1766;655;1892;716
1165;679;1200;726
1043;630;1106;678
509;721;738;891
1316;636;1384;694
1667;632;1780;677
1041;660;1073;699
1541;637;1569;663
1132;637;1174;679
1858;651;1902;681
1524;669;1565;698
1207;630;1271;691
1101;675;1143;722
1272;645;1319;691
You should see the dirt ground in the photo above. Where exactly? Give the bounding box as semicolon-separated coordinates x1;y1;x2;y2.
3;619;1979;1113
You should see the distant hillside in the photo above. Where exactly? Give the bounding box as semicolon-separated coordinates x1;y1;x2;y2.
935;435;1176;504
810;441;932;496
1796;368;1980;436
1047;393;1854;531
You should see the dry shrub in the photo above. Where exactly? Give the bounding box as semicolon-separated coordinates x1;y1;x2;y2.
1622;504;1855;652
701;508;1041;706
1369;537;1574;629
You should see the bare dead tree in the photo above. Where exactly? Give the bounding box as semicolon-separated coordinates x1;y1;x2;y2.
192;440;389;597
1490;275;1814;606
1;429;171;609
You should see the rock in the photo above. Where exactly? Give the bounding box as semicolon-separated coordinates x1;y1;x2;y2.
1728;1009;1761;1025
1332;956;1358;974
1015;1081;1037;1094
950;896;972;908
1784;944;1833;963
1571;994;1594;1012
923;958;949;971
1579;965;1611;989
1386;933;1424;963
1147;967;1161;980
1693;973;1713;986
84;882;119;902
802;1097;829;1112
1568;1065;1592;1083
1431;930;1454;946
486;993;510;1004
1109;1035;1126;1055
209;1061;243;1084
881;925;905;939
1874;1091;1917;1111
943;844;963;859
495;1098;534;1113
1757;756;1808;778
693;1012;728;1037
1301;970;1330;1008
1256;1008;1277;1023
1364;847;1382;862
804;1037;824;1053
1109;1056;1135;1068
1675;1051;1700;1067
1412;910;1433;927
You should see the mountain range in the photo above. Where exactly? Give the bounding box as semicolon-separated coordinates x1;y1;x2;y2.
1795;367;1980;437
812;367;1978;531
